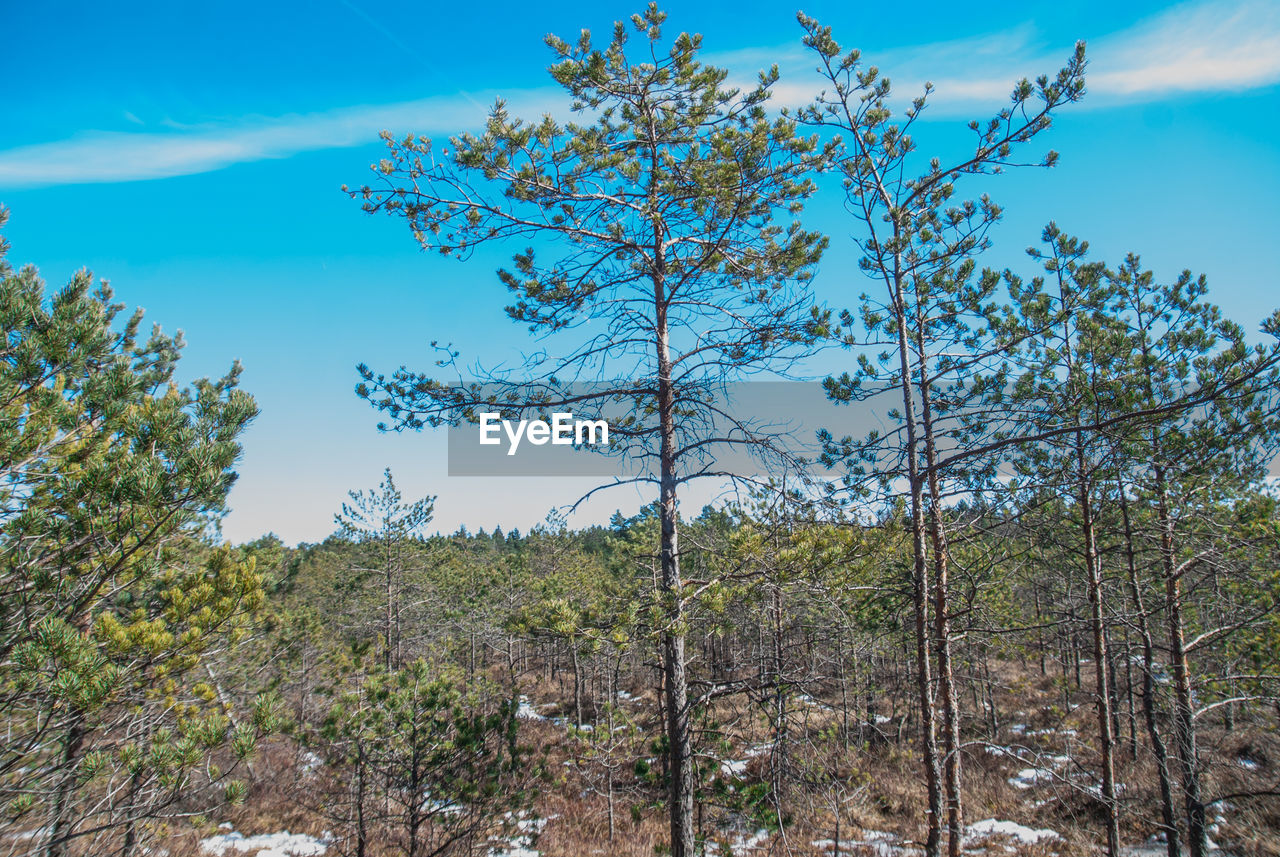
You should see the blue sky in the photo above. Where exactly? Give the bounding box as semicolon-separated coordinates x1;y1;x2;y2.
2;0;1278;544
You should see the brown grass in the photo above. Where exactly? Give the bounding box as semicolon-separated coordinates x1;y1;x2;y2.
144;660;1280;857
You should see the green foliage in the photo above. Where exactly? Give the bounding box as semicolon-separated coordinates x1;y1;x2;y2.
314;659;537;856
351;4;830;470
0;209;268;855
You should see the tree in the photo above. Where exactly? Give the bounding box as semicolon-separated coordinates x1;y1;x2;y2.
348;8;828;854
1106;256;1279;857
0;209;273;856
316;659;534;857
798;17;1086;856
336;467;436;671
1009;225;1126;855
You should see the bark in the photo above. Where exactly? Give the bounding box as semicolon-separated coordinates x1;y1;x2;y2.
655;260;694;857
922;414;961;857
385;532;395;672
43;711;87;857
890;273;944;857
1076;457;1119;857
911;285;961;857
1153;460;1208;857
355;742;369;857
1121;484;1180;857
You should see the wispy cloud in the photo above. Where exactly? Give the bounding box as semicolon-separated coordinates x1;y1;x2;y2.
747;0;1280;112
1089;0;1280;95
1;0;1276;190
0;90;563;189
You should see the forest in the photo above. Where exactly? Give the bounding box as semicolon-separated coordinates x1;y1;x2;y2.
2;6;1279;857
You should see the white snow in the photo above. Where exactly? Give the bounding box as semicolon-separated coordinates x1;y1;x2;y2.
488;843;538;857
299;751;324;775
421;795;466;815
965;819;1060;845
200;830;330;857
796;694;835;712
1008;767;1054;789
1013;726;1071;738
721;758;750;777
487;811;550;857
516;697;546;721
812;830;919;856
728;828;770;854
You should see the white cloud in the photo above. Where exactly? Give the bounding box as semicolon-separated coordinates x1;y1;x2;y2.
1;0;1276;190
1089;0;1280;95
723;0;1280;112
0;89;564;189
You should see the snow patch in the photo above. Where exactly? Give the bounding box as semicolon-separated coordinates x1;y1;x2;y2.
488;811;552;857
728;828;770;854
813;829;920;856
965;819;1060;845
796;694;834;712
1008;767;1054;789
200;830;330;857
299;751;324;775
516;697;546;721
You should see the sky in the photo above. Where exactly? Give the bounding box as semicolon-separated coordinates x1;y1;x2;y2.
2;0;1278;544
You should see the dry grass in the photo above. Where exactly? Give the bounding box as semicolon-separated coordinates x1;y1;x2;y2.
143;660;1279;857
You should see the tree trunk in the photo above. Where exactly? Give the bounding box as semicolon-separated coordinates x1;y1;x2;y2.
1075;451;1119;857
914;294;961;857
43;711;87;857
655;262;694;857
385;535;395;672
572;642;583;727
1153;460;1208;857
1120;486;1180;857
890;270;943;857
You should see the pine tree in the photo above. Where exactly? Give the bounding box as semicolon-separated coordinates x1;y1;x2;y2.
317;659;535;857
0;209;273;856
348;8;828;852
336;467;436;671
1108;257;1279;857
797;18;1086;855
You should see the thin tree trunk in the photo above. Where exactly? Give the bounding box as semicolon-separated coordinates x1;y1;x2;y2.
1076;453;1120;857
890;271;943;857
119;769;144;857
43;711;87;857
385;535;395;672
1120;485;1180;857
655;261;694;857
1153;460;1208;857
914;299;961;857
572;643;583;726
